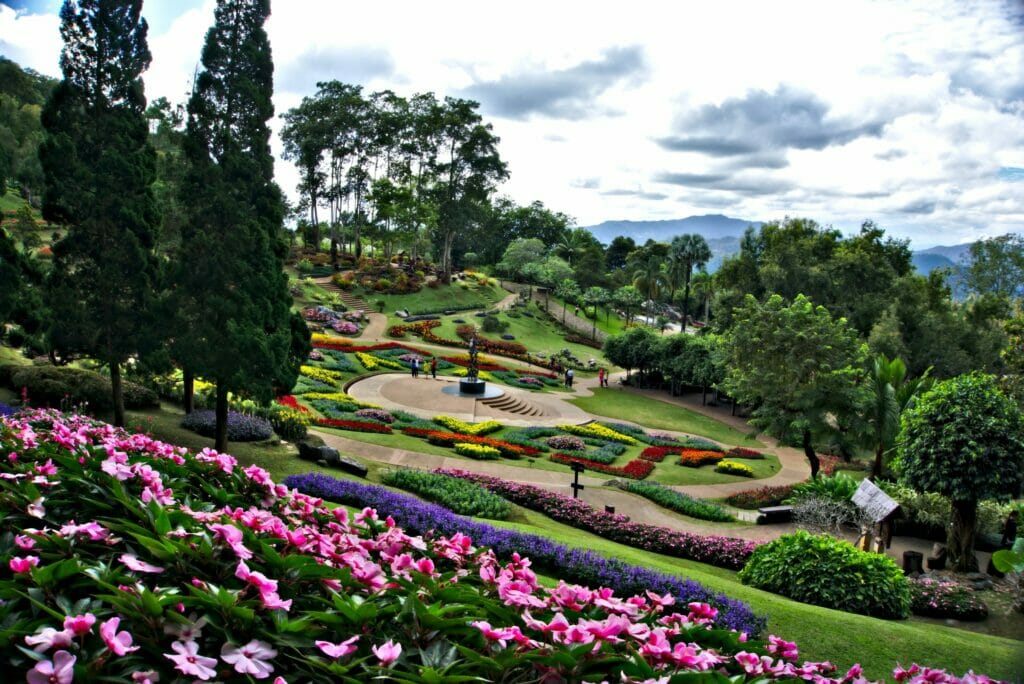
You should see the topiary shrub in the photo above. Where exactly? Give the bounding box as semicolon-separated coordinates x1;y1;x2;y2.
181;410;273;442
738;530;911;619
4;364;158;412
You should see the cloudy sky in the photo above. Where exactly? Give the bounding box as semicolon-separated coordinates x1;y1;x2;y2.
2;0;1023;248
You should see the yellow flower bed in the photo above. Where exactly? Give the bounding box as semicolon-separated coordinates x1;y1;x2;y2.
355;352;404;371
300;365;343;387
557;423;638;445
433;415;503;436
714;459;755;477
451;368;493;381
454;442;502;460
311;333;354;347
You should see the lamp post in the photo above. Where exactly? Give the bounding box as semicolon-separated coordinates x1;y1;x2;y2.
570;461;586;499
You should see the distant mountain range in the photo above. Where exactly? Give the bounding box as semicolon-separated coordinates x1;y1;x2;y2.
583;215;973;275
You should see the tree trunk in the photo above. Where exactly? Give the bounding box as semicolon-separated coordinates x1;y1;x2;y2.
947;500;979;572
682;276;691;331
183;368;195;414
214;383;229;453
871;445;884;480
802;429;820;479
110;360;125;428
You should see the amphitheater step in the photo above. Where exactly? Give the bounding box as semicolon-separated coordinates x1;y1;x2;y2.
479;393;545;417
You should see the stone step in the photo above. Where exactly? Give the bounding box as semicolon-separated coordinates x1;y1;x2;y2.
480;393;544;417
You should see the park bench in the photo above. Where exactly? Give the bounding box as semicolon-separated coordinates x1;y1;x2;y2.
756;505;794;524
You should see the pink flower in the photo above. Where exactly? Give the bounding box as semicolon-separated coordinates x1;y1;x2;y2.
119;553;164;574
63;613;96;636
100;617;139;656
164;640;219;680
372;639;402;666
316;636;360;659
131;672;160;684
15;534;36;549
210;523;253;560
27;497;46;518
163;615;208;641
10;555;40;573
24;627;74;652
26;650;76;684
221;639;277;679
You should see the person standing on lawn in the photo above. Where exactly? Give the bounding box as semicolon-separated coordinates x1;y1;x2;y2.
430;356;437;379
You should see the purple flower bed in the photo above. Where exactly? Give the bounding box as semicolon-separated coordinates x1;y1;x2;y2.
181;409;273;441
436;469;759;571
283;472;764;635
545;435;586;451
354;408;395;424
0;402;18;418
331;320;360;334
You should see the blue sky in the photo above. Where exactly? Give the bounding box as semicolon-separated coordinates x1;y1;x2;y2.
1;0;1022;248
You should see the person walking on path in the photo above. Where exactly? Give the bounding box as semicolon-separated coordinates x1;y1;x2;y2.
598;368;605;388
430;357;437;379
411;358;419;378
566;368;574;388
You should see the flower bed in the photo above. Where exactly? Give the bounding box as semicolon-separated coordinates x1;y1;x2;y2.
440;355;508;372
433;415;503;436
550;452;654;480
545;435;586;451
910;577;989;621
716;460;755;477
275;395;310;413
727;447;765;460
354;408;395;424
181;410;273;442
640;445;677;462
316;417;393;433
725;484;796;510
401;428;539;458
454;443;502;460
380;469;510;519
299;364;344;387
610;480;736;522
558;422;639;445
679;449;726;467
565;334;604;349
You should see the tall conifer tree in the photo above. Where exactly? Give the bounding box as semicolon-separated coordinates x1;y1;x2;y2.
40;0;159;427
178;0;307;451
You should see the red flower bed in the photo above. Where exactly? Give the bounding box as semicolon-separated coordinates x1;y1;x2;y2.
678;449;725;467
276;395;310;413
401;427;539;458
316;417;393;434
389;320;562;371
440;356;508;372
550;452;655;480
640;445;677;462
565;334;603;349
312;337;433;356
726;447;764;459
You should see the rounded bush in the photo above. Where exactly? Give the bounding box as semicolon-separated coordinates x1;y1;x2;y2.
181;410;273;442
738;530;911;619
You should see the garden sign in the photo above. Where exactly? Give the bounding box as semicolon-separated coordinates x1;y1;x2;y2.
851;478;899;522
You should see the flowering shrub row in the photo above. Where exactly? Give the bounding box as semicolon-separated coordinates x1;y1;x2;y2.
433;415;503;436
550;452;655;480
355;351;404;371
727;447;765;459
564;334;604;349
451;367;494;381
610;480;735;523
354;408;395;423
380;469;511;520
435;470;759;571
275;395;309;413
454;442;502;460
299;364;344;387
316;417;393;433
390;320;564;371
558;422;639;445
440;354;508;372
640;446;676;462
545;435;586;451
716;460;755;477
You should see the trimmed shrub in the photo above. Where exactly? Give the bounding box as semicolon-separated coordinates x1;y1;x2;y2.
4;364;158;413
181;409;273;442
381;468;511;519
909;577;988;621
715;460;754;477
610;480;735;522
738;531;911;619
725;484;796;510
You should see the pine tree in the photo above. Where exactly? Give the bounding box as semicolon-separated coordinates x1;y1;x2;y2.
177;0;307;451
39;0;159;427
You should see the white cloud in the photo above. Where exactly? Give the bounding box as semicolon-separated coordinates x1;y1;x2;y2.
4;0;1023;248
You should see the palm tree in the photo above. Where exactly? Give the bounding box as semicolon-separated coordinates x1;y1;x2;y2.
632;256;667;322
864;354;933;479
670;234;712;329
690;269;714;323
554;228;586;266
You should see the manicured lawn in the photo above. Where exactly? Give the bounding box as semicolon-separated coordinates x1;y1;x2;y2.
569;388;764;447
370;280;505;317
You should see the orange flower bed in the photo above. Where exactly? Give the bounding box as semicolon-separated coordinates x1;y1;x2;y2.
677;449;725;468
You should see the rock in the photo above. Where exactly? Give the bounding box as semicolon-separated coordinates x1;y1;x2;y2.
395;310;408;318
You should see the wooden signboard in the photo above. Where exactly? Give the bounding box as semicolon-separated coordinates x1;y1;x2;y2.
851;479;899;522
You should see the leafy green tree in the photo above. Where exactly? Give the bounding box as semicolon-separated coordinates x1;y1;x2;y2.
963;234;1024;300
862;354;932;479
554;279;581;325
632;255;667;317
583;286;608;339
722;294;868;478
896;373;1024;571
496;238;545;280
40;0;160;427
605;235;636;271
612;285;644;327
177;0;307;450
472;198;572;266
668;234;711;327
603;326;658;384
690;270;715;323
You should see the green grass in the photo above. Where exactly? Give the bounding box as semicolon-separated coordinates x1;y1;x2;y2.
369;280;505;318
0;188;30;212
569;388;764;447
